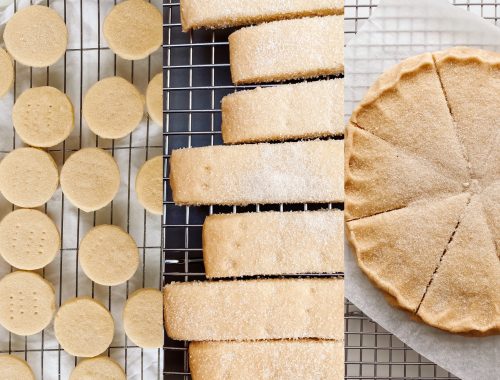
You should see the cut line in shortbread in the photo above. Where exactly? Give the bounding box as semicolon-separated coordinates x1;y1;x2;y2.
0;48;14;97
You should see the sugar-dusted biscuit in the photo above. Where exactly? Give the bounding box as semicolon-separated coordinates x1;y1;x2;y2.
146;73;163;126
0;48;14;97
0;355;34;380
70;357;125;380
136;156;163;215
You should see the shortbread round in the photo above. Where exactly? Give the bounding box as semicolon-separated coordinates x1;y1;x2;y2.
79;225;139;286
0;148;59;208
54;297;114;357
13;86;74;147
136;156;163;215
103;0;162;60
70;357;125;380
4;5;68;67
0;48;14;97
0;355;34;380
0;271;56;336
0;209;60;270
82;77;144;139
60;148;120;212
123;288;163;349
146;73;163;126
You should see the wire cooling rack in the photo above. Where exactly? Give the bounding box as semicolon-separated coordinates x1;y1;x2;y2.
162;1;499;379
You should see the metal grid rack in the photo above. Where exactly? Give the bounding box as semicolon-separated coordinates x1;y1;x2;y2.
162;1;499;379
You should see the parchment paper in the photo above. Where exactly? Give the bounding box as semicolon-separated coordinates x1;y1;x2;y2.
345;1;500;379
0;1;163;379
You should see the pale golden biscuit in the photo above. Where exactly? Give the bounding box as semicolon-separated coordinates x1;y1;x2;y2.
146;73;163;127
82;77;144;139
123;288;163;349
0;148;59;208
3;5;67;67
103;0;162;60
0;355;34;380
229;16;344;84
164;278;343;341
0;48;14;97
203;210;344;278
0;271;56;336
181;0;344;31
54;297;114;357
60;148;120;212
221;79;344;143
170;140;344;206
0;209;60;270
136;155;163;215
79;225;139;286
13;86;74;148
189;340;344;380
70;357;125;380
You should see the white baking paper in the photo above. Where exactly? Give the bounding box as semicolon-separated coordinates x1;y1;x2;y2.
0;1;163;379
345;1;500;379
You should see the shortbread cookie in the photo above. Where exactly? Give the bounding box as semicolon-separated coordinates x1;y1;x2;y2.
229;16;344;84
79;225;139;286
222;79;344;143
0;209;60;270
0;271;56;336
70;357;125;380
60;148;120;212
0;48;14;97
123;288;163;349
4;5;67;67
190;340;344;380
103;0;162;60
170;140;344;206
0;355;34;380
54;297;114;357
164;278;343;341
203;210;344;278
83;77;144;139
146;73;163;126
181;0;344;31
13;86;74;147
136;156;163;215
0;148;59;208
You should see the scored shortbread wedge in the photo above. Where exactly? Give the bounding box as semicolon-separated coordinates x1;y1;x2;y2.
169;140;343;206
180;0;344;31
164;278;343;341
189;340;344;380
203;210;344;278
229;16;344;84
221;80;344;144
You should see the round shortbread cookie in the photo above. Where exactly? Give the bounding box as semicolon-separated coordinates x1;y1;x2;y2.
79;225;139;286
13;86;74;148
103;0;162;60
4;5;68;67
0;355;35;380
0;209;60;270
0;271;56;336
136;156;163;215
0;148;59;208
0;48;14;97
146;73;163;126
123;288;163;349
60;148;120;212
82;77;144;139
54;297;114;357
70;357;126;380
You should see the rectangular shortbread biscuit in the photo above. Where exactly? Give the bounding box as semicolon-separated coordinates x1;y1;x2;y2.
221;80;344;144
189;340;344;380
164;278;344;341
229;16;344;84
203;210;344;278
180;0;344;31
169;140;344;206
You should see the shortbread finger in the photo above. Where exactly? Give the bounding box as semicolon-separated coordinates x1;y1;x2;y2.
169;140;344;206
229;16;344;84
164;278;343;341
222;80;344;144
190;340;344;380
180;0;343;31
203;210;344;278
